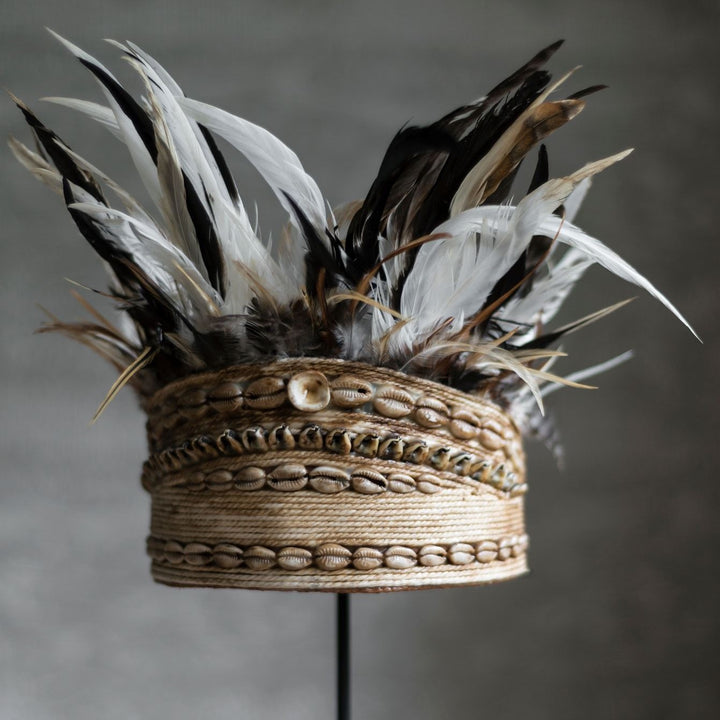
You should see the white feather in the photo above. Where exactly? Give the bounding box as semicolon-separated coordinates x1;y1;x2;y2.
68;198;220;317
48;30;166;216
125;54;301;308
496;249;593;341
123;52;233;212
539;350;634;398
275;222;309;294
41;97;123;139
58;143;155;223
564;176;591;222
178;96;328;234
538;216;699;339
144;87;206;275
8;138;63;193
118;40;242;209
388;150;655;357
50;34;300;311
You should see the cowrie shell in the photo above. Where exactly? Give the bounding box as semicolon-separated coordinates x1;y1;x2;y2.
287;371;330;412
314;543;351;570
478;419;506;451
449;409;481;439
373;386;414;418
414;397;449;428
387;473;416;493
213;544;244;569
234;466;266;491
448;543;475;565
205;470;234;492
475;540;498;564
309;466;350;493
277;547;313;570
184;543;212;566
418;545;447;567
244;546;276;570
207;382;243;412
244;376;286;409
267;424;296;450
351;469;388;494
330;375;374;408
352;547;383;571
385;546;417;570
267;464;308;491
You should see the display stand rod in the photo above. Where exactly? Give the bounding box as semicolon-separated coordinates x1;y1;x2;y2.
337;593;350;720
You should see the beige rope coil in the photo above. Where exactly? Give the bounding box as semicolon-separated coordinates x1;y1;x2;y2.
143;358;528;592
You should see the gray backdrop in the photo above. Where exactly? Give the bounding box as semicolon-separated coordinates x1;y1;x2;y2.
1;1;718;718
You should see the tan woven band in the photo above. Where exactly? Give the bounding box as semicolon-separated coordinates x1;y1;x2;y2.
143;358;528;592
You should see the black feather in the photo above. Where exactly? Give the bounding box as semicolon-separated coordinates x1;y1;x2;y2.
411;69;552;239
62;178;186;349
483;159;524;205
481;145;555;313
186;179;226;297
483;40;564;105
14;98;104;202
242;299;320;360
517;145;555;298
528;143;550;193
78;58;158;161
283;193;347;292
429;40;564;142
198;123;240;203
518;304;617;350
62;178;123;265
77;57;227;296
346;125;454;275
567;84;608;100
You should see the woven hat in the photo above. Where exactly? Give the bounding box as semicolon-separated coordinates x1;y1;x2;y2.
11;34;695;592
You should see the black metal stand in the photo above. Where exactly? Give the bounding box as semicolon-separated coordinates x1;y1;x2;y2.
337;593;350;720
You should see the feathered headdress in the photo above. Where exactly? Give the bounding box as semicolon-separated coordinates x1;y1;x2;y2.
11;35;695;437
11;34;698;593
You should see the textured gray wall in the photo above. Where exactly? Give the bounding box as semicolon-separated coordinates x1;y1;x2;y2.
1;1;718;718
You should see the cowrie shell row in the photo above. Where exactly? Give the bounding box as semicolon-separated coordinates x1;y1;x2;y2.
144;420;526;496
149;536;528;571
149;403;517;491
150;369;517;456
151;463;445;495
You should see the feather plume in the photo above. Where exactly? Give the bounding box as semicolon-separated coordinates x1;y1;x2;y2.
11;32;697;450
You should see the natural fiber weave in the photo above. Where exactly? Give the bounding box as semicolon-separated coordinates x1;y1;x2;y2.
143;358;528;591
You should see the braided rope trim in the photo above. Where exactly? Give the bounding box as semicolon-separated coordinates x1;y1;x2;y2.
145;360;518;452
150;559;529;592
142;424;526;495
151;556;528;594
146;535;529;572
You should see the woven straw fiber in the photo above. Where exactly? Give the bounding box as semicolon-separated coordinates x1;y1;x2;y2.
142;358;528;592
